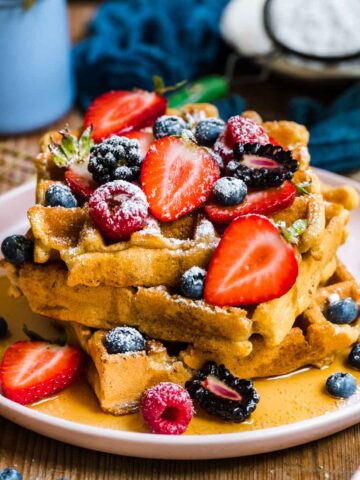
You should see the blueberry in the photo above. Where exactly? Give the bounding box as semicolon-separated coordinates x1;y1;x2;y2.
180;266;206;300
195;118;225;147
0;317;8;338
45;184;78;208
325;372;357;398
153;115;187;139
104;327;146;354
1;235;33;266
324;297;359;324
212;177;248;206
349;344;360;370
0;468;23;480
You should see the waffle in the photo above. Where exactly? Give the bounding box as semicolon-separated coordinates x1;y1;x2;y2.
64;258;359;415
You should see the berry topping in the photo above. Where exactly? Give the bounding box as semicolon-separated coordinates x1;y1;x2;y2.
141;136;220;222
89;180;149;242
205;181;296;224
122;131;154;159
0;341;84;405
349;344;360;370
65;162;97;201
212;177;248;206
186;362;259;422
194;118;226;147
1;235;34;266
141;382;194;435
50;126;93;168
45;184;78;208
324;297;359;325
204;214;298;306
225;116;270;148
213;132;234;164
325;372;357;399
0;317;8;339
180;266;207;300
229;143;298;189
104;327;146;354
88;135;143;184
0;468;23;480
153;115;187;139
84;90;167;141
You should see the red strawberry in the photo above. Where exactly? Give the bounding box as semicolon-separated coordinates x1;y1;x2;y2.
122;131;154;159
205;181;296;224
65;162;97;201
204;214;298;306
0;341;84;405
84;90;167;142
141;137;220;222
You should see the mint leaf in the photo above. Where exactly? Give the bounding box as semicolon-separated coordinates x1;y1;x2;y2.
277;219;308;245
295;181;312;196
153;75;187;95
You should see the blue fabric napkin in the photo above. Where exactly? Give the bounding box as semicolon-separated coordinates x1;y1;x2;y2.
289;81;360;172
73;0;230;110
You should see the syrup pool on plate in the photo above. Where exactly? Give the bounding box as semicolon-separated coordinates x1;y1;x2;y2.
0;275;359;435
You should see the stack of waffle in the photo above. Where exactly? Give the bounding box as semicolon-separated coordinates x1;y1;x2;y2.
3;105;360;415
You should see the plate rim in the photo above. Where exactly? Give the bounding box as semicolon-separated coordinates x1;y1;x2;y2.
0;168;359;458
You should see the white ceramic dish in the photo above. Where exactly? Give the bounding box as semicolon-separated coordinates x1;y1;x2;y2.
0;169;359;460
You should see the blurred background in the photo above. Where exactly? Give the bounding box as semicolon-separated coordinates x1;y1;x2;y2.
1;0;360;192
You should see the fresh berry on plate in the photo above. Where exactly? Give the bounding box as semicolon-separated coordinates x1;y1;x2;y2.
325;372;357;398
324;297;359;325
180;266;207;300
225;116;270;148
141;382;194;435
348;344;360;370
1;235;34;266
0;341;84;405
204;214;298;306
65;162;97;201
0;317;9;339
186;362;259;422
88;136;143;184
141;136;220;221
0;468;23;480
212;177;248;206
213;132;234;164
84;90;167;141
45;184;78;208
88;180;149;242
205;180;296;224
104;327;146;355
228;143;298;189
122;131;154;159
194;118;226;147
153;115;187;139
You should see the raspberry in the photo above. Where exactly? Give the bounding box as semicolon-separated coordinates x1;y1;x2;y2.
89;180;149;242
141;382;194;435
225;116;270;147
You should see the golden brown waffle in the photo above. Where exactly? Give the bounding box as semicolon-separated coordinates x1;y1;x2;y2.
65;259;359;415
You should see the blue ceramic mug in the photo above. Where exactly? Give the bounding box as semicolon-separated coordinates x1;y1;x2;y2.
0;0;74;134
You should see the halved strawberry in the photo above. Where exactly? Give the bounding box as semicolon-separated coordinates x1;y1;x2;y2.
122;131;154;159
141;137;220;222
84;90;167;142
0;341;84;405
205;181;296;224
204;214;298;306
65;162;97;201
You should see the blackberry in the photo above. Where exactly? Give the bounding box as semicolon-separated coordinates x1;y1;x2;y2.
88;136;142;184
195;118;225;147
153;115;187;139
1;235;33;266
45;184;78;208
180;266;206;300
212;177;247;206
186;362;259;422
228;143;299;189
104;326;146;354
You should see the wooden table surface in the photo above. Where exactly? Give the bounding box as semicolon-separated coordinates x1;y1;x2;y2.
1;3;360;479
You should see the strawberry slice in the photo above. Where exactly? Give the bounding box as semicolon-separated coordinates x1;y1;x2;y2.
205;181;296;224
65;162;97;201
0;341;84;405
122;131;154;159
141;137;220;222
84;90;167;142
204;214;298;306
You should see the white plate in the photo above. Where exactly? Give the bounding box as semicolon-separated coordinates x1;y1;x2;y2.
0;170;359;460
